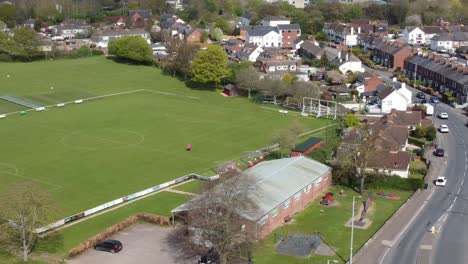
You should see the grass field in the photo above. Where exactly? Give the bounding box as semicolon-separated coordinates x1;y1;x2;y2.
0;57;328;220
254;186;413;264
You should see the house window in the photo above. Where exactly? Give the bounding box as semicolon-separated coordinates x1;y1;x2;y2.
314;176;322;186
304;184;312;193
294;192;301;201
270;208;279;218
283;200;290;209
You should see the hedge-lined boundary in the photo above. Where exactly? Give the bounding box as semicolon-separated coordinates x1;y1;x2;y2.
68;213;170;257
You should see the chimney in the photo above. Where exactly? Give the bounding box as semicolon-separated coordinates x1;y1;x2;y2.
392;77;397;82
351;26;354;35
340;58;343;63
358;26;361;34
338;50;342;59
401;83;406;89
346;53;349;61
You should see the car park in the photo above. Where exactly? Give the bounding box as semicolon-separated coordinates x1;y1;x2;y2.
439;125;449;133
438;112;448;119
431;96;440;103
434;148;445;157
435;176;447;186
94;240;123;253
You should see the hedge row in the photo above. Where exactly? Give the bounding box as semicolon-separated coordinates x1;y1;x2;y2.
367;176;424;191
408;137;426;148
68;213;170;257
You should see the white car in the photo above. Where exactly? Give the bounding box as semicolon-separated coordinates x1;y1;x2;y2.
438;112;448;119
439;125;449;133
436;176;447;186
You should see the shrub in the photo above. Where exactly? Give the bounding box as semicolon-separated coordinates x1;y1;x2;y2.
425;126;436;141
367;174;424;191
411;125;426;138
409;136;426;147
308;148;329;163
91;49;104;56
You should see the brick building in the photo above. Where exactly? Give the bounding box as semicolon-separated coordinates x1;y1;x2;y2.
291;137;323;157
277;24;301;49
372;42;412;70
172;156;332;239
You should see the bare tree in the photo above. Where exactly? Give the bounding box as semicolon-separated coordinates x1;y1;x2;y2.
235;67;260;98
290;81;322;106
171;41;197;78
0;182;58;261
349;124;377;194
325;70;347;85
175;173;258;264
259;77;287;104
272;122;306;157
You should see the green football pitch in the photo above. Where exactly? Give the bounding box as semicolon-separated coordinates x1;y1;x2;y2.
0;57;328;219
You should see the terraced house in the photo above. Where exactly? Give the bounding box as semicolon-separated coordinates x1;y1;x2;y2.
404;55;468;105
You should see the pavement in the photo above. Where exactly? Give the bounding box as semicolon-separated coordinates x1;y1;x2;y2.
68;223;198;264
352;72;468;264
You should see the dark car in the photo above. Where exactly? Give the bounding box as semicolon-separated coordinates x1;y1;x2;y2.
434;148;445;157
94;240;123;253
416;92;426;99
420;99;427;104
431;96;440;103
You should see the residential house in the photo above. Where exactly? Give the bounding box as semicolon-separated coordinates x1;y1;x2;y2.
402;26;447;45
238;43;263;62
151;43;169;58
367;82;412;113
323;23;361;47
92;29;151;48
23;19;36;29
372;42;412;70
358;33;386;52
240;12;253;26
367;150;411;178
430;32;468;54
129;10;153;20
325;47;365;74
299;40;324;60
257;48;297;78
404;55;468;105
257;16;291;27
171;156;332;239
352;72;385;96
277;24;301;49
166;0;190;10
245;27;282;48
53;19;91;39
184;29;202;43
287;0;310;8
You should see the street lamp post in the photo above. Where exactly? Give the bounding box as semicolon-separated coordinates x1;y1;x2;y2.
350;196;355;264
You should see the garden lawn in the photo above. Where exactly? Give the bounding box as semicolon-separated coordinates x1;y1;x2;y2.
253;186;413;264
0;57;328;220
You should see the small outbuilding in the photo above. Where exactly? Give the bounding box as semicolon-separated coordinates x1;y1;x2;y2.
223;84;240;96
291;137;323;157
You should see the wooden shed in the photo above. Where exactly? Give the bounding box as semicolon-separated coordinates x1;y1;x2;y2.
291;137;323;157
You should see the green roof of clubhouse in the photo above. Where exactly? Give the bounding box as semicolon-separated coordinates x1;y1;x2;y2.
293;137;322;152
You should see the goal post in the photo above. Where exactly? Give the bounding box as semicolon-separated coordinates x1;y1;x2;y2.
302;97;339;120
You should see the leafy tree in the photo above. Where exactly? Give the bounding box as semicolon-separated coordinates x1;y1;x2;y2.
210;27;223;42
425;126;437;141
412;125;427;138
235;67;260;98
315;31;327;42
259;78;287;104
290;81;322;104
191;45;229;86
272;122;305;157
282;73;297;85
0;3;15;27
108;36;152;64
170;41;197;78
0;27;40;61
0;182;58;262
344;113;360;128
320;53;329;67
215;17;231;35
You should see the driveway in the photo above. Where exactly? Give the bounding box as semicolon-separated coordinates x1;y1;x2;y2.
68;223;198;264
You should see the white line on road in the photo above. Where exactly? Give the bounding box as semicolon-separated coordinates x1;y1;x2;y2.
379;248;391;264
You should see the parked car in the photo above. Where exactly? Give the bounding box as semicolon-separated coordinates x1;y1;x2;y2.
438;112;448;119
439;125;449;133
420;99;427;104
431;96;440;103
435;176;447;186
94;240;123;253
434;148;445;157
416;92;426;99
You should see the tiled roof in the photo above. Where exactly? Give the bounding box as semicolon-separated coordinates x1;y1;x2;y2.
367;150;411;171
432;32;468;42
300;40;323;56
421;26;447;34
277;24;301;31
377;86;395;100
129;10;152;19
375;42;409;55
96;29;148;37
246;26;278;36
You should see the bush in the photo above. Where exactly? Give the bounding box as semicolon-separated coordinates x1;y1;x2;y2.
411;125;427;138
409;136;426;147
367;174;424;191
308;148;329;163
92;49;104;56
0;53;12;62
425;126;436;141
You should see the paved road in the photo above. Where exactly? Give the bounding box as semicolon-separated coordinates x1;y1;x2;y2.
380;91;468;264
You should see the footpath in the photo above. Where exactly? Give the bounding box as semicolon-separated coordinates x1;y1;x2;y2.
353;147;443;264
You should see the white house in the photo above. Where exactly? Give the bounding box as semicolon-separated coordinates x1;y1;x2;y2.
430;32;468;54
374;83;412;113
92;29;151;48
238;44;264;62
326;49;365;74
246;27;282;48
257;16;291;27
402;27;425;45
366;150;411;178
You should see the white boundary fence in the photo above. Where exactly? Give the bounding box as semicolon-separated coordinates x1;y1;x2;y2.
36;172;218;234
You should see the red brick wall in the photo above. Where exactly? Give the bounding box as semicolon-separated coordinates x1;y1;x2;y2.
393;48;412;71
281;30;299;49
186;31;201;43
252;171;332;239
